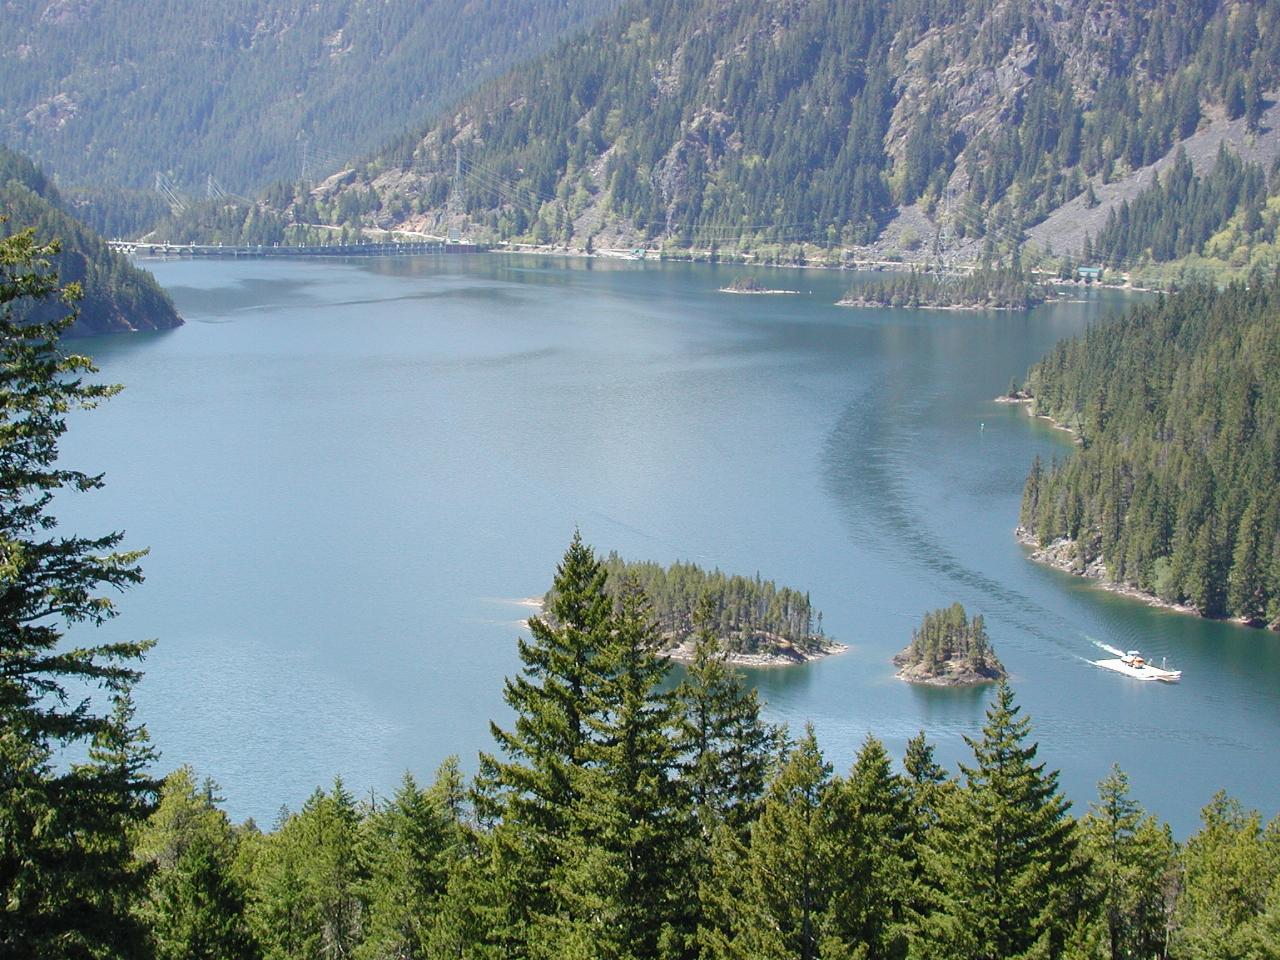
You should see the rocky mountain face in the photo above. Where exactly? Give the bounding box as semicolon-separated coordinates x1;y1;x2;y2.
301;0;1280;260
0;0;621;195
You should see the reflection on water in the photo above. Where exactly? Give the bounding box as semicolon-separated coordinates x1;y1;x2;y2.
63;254;1278;835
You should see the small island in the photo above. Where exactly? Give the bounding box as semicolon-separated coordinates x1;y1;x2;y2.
893;603;1006;686
839;264;1051;311
544;553;845;666
719;275;798;295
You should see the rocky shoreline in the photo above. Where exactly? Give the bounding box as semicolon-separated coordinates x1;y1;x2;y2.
993;393;1081;440
518;598;848;667
665;636;849;668
839;298;1027;311
892;656;1004;687
1015;527;1204;618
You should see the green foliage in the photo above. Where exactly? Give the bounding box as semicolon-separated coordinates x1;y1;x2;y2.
356;762;470;960
1;146;181;335
0;0;619;198
1091;145;1277;268
316;0;1280;252
1077;766;1175;960
1019;274;1280;626
844;263;1052;311
548;552;827;656
1172;792;1280;959
0;228;159;957
677;596;783;840
896;603;1005;680
917;683;1083;959
244;781;365;960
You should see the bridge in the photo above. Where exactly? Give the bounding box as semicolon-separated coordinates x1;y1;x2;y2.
108;239;483;258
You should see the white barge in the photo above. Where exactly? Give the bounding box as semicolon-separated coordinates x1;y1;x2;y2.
1093;649;1181;682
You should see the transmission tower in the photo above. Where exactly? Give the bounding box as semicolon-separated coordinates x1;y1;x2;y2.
931;185;954;284
154;172;187;215
446;148;463;242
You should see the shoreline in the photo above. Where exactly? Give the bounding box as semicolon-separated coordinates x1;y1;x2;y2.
516;597;847;666
1002;400;1276;631
1015;526;1205;618
839;299;1041;312
893;669;1000;687
892;649;1006;687
1003;399;1207;619
993;394;1081;441
665;638;849;668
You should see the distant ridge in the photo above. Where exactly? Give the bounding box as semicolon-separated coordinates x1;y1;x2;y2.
298;0;1280;273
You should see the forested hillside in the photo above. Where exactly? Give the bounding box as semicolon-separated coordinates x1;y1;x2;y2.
0;148;180;335
1087;145;1280;279
0;0;619;197
1018;274;1280;628
296;0;1280;260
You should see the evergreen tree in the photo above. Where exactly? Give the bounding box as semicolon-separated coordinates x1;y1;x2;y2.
150;833;260;960
475;532;613;953
677;593;781;840
918;683;1082;960
245;780;366;960
902;730;949;831
0;227;158;958
539;579;687;959
1078;766;1175;960
821;736;913;960
1172;793;1280;959
705;726;834;960
357;761;468;960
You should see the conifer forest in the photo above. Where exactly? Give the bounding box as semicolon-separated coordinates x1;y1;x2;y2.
4;0;1280;956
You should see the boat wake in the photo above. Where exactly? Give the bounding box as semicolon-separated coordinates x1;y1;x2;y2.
1090;639;1128;659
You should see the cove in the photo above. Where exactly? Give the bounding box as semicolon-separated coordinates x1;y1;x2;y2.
58;254;1280;835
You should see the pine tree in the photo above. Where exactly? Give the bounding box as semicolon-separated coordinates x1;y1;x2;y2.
918;683;1083;960
705;726;834;960
475;532;614;953
1228;500;1268;623
821;736;913;960
1172;793;1280;958
540;579;687;959
0;227;158;957
358;761;468;960
150;833;260;960
677;593;781;840
245;780;366;960
903;730;949;831
1078;766;1175;960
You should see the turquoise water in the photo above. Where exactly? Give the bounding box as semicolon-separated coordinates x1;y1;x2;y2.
59;254;1280;834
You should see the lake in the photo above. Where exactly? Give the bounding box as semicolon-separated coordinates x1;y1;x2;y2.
59;253;1280;834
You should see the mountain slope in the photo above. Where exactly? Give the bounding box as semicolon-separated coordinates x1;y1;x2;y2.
0;0;620;195
303;0;1280;260
1;148;181;336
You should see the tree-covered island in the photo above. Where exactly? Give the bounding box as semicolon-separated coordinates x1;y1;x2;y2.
893;603;1007;686
543;553;845;665
839;264;1054;311
718;275;797;295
